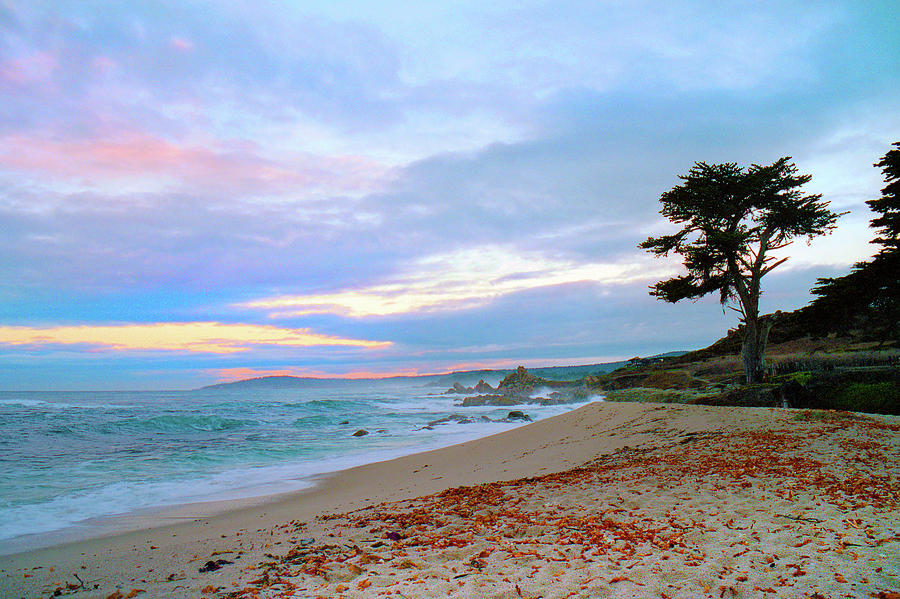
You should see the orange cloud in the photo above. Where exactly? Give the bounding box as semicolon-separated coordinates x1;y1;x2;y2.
0;322;391;354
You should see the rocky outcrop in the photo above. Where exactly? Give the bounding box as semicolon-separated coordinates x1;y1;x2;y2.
504;410;532;422
419;411;533;429
497;366;546;396
475;379;496;393
422;414;489;428
460;394;522;407
445;366;585;407
444;382;475;394
459;391;581;407
352;429;369;437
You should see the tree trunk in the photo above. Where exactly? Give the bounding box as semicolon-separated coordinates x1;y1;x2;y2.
741;313;778;384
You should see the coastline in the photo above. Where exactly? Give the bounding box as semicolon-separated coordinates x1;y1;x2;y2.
2;401;898;598
0;400;594;557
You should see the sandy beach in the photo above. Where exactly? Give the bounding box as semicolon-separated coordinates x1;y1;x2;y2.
2;401;898;599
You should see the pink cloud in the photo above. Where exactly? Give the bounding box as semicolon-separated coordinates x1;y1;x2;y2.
0;51;58;88
169;36;195;52
0;131;392;194
92;56;117;73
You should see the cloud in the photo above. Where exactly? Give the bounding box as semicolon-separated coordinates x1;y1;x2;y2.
0;2;407;136
0;0;898;390
0;50;57;87
0;322;391;353
240;245;678;318
0;131;392;196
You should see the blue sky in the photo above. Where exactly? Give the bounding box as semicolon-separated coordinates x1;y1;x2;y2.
1;0;897;389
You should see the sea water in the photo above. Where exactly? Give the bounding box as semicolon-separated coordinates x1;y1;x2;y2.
0;379;591;552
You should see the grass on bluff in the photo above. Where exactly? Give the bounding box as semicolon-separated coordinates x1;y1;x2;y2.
590;338;898;415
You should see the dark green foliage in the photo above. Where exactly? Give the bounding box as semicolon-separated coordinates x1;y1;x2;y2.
691;370;899;415
868;141;900;248
641;157;841;382
829;382;899;415
804;249;900;341
640;159;838;307
801;142;900;343
787;368;900;414
777;371;813;386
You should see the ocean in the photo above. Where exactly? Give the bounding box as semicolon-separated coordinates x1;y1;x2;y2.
0;378;594;553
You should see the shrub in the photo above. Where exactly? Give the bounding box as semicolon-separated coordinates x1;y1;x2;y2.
772;371;813;386
827;382;900;414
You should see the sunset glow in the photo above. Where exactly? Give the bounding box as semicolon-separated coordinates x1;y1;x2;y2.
242;247;679;318
0;323;390;354
0;1;896;389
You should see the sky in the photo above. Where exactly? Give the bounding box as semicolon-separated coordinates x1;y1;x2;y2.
1;0;898;390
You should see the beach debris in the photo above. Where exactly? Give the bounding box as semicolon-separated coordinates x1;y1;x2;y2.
199;558;233;573
775;513;824;523
221;410;900;599
50;573;99;596
352;429;369;437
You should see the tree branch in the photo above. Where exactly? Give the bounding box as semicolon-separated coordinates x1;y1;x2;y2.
760;256;789;276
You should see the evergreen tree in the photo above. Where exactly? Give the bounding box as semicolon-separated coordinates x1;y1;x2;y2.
641;158;840;383
868;142;900;248
807;142;899;342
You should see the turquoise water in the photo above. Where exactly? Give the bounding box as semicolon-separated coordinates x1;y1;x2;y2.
0;380;591;548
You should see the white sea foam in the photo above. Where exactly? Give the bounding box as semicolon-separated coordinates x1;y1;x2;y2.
0;387;592;549
0;398;131;410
